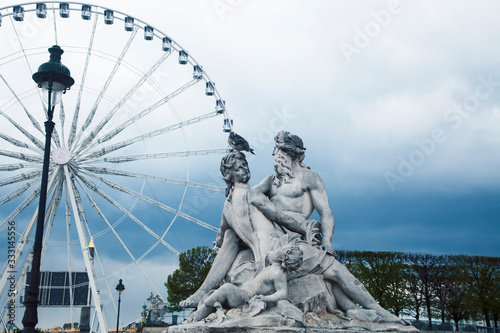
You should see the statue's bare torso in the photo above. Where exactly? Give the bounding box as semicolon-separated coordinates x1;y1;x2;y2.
267;170;315;219
223;186;284;261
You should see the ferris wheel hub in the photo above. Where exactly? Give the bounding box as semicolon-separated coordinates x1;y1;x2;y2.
52;147;71;165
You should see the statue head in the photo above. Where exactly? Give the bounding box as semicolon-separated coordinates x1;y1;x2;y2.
220;151;250;199
281;244;303;273
273;131;308;187
274;131;306;161
269;244;303;273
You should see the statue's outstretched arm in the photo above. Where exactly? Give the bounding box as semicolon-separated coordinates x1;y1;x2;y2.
252;175;273;196
249;189;306;236
257;272;287;303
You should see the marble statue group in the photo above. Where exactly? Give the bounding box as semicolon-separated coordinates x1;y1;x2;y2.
168;131;416;332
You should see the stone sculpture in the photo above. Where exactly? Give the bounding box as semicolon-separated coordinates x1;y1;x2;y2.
146;293;168;324
187;244;303;323
168;131;417;333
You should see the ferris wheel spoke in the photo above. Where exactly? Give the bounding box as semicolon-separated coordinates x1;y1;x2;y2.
0;170;41;187
0;163;35;171
0;179;39;206
76;77;201;157
0;110;45;151
0;132;39;154
52;127;62;149
0;187;39;233
84;171;219;232
58;100;66;146
0;166;59;233
49;3;59;45
67;13;99;150
0;169;60;297
6;15;49;118
74;171;180;255
92;148;231;164
77;52;173;154
76;181;164;296
78;28;139;136
0;74;43;134
80;109;215;160
5;15;33;89
67;172;91;226
0;163;37;171
81;166;224;192
0;149;43;163
41;174;65;261
0;206;37;289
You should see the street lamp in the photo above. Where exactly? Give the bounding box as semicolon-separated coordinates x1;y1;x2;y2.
21;45;74;333
115;279;125;333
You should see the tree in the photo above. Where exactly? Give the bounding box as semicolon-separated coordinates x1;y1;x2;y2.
165;246;216;312
442;255;474;331
348;251;411;316
407;253;442;329
456;255;500;327
407;269;424;321
431;255;451;324
336;250;355;268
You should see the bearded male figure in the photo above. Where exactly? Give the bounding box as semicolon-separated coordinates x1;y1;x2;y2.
252;131;334;251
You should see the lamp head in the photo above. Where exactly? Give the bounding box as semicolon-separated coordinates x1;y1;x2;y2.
115;279;125;292
32;45;74;106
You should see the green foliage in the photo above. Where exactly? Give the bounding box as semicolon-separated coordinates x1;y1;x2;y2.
441;256;474;326
406;253;442;328
165;246;216;312
454;254;500;326
348;251;412;316
339;250;499;326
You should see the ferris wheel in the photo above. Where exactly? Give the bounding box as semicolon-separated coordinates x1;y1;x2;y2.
0;2;232;331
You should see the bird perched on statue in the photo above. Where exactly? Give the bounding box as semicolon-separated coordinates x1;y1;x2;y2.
228;131;255;155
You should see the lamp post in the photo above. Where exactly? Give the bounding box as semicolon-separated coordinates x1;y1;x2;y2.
21;45;74;333
115;279;125;333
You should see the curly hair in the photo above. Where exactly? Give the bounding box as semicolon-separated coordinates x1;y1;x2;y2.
274;131;306;163
220;151;248;200
280;244;303;273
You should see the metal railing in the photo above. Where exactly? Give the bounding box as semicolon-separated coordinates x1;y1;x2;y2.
409;320;500;333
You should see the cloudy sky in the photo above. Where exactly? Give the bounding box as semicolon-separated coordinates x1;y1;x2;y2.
90;0;500;255
1;0;499;329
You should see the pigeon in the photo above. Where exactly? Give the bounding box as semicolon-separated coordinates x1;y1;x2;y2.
228;131;255;155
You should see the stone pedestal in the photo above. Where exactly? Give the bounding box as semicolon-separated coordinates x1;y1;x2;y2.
165;311;419;333
143;327;169;333
167;326;418;333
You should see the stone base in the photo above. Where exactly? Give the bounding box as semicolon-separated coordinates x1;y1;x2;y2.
143;327;169;333
166;311;419;333
167;327;367;333
167;326;416;333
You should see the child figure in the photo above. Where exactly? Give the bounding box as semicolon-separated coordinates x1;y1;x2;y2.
188;244;303;322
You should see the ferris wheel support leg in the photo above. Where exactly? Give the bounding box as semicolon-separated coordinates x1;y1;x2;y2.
63;166;108;333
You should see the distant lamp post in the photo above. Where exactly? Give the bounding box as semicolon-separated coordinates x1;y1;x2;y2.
21;45;74;333
115;279;125;333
